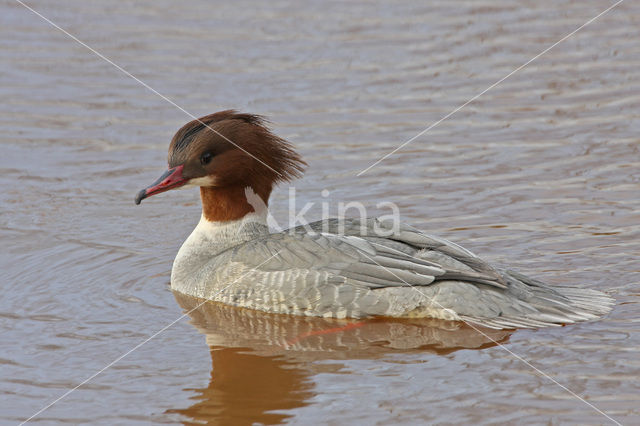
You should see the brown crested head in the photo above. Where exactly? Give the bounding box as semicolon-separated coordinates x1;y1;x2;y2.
135;110;306;221
168;110;305;187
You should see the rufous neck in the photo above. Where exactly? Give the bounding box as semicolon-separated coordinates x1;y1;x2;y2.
200;185;271;222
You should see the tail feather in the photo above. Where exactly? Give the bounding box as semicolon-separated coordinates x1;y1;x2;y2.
458;271;614;329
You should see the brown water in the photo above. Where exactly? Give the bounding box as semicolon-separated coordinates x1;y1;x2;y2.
1;0;639;424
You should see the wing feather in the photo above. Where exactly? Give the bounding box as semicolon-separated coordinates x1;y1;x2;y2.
197;218;613;325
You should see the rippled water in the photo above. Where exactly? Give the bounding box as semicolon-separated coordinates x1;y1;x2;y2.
1;0;639;424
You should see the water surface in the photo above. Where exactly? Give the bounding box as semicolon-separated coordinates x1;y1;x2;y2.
1;0;639;424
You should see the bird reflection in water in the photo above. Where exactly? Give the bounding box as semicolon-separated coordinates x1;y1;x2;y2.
167;291;512;425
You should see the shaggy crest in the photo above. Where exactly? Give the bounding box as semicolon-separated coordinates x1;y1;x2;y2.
169;110;306;183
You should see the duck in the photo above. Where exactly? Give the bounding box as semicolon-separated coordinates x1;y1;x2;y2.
135;110;614;329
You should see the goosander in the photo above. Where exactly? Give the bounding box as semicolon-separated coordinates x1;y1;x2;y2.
135;110;613;329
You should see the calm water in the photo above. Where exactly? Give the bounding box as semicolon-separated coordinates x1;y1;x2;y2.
1;0;639;424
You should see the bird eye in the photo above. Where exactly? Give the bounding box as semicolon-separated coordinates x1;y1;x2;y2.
200;152;213;165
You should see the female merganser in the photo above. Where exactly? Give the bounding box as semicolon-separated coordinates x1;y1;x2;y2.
135;110;613;329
